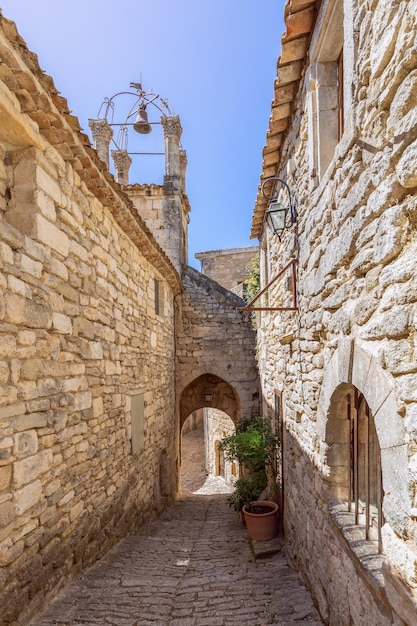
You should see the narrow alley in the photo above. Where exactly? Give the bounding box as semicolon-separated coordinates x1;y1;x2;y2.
27;428;323;626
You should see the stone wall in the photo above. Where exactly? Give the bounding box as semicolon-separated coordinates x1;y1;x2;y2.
0;15;181;625
205;408;236;485
177;267;259;428
195;245;258;299
254;0;417;623
194;246;258;479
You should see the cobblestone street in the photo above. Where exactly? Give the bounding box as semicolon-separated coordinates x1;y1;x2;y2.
27;429;323;626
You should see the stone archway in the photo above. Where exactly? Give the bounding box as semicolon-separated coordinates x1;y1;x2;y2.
175;266;259;495
176;267;260;421
179;373;240;430
179;374;238;495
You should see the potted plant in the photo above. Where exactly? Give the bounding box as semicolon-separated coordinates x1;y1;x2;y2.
219;416;279;540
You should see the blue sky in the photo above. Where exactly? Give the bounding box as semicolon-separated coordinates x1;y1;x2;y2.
0;1;283;269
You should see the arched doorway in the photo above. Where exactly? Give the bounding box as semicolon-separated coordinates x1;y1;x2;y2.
179;374;240;495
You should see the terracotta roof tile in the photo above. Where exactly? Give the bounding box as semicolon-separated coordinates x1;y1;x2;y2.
250;0;320;239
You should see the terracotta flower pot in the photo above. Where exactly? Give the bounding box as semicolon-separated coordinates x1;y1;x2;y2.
242;500;279;541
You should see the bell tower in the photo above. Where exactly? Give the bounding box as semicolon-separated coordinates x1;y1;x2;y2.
88;83;190;275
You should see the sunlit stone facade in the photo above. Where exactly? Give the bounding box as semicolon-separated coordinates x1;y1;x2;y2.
253;1;417;623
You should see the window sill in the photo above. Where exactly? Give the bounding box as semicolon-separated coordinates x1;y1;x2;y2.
328;500;417;623
328;500;385;590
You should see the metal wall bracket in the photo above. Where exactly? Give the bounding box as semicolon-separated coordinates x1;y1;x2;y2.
236;259;298;312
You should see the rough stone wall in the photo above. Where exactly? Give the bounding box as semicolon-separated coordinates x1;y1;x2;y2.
256;0;417;624
177;267;259;426
195;246;258;299
127;180;191;276
182;410;204;435
194;246;258;476
205;408;236;484
0;15;181;625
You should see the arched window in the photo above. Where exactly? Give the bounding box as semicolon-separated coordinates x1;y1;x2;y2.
326;384;383;553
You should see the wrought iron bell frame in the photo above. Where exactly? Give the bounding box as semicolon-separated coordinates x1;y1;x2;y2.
96;82;174;151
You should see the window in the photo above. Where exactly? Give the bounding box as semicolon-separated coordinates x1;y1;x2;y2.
154;278;163;316
131;393;145;454
308;0;346;182
326;384;383;553
347;389;383;551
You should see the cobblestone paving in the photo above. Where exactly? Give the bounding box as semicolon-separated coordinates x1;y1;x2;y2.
28;429;323;626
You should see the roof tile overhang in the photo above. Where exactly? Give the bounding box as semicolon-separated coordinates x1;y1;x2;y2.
250;0;320;240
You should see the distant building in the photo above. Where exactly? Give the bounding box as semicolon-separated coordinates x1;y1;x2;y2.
195;245;258;299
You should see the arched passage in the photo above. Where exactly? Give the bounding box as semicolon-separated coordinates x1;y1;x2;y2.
175;266;259;496
179;373;240;430
179;374;238;495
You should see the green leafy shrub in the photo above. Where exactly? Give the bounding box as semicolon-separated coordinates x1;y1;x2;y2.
219;416;278;512
243;252;260;305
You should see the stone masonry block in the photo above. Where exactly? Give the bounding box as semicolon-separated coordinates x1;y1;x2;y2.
73;391;92;411
370;2;405;79
14;479;42;515
34;214;69;257
10;408;43;430
0;465;11;492
396;139;417;188
13;449;53;489
14;430;38;458
52;312;72;334
0;500;15;528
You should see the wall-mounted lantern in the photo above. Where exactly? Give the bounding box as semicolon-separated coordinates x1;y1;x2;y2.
204;390;213;402
261;177;297;240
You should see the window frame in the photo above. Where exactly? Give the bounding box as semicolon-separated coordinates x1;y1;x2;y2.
307;0;349;184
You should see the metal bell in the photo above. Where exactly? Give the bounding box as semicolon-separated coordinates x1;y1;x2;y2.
133;107;152;134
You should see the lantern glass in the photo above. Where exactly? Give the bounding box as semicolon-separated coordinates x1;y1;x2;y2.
266;201;288;236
